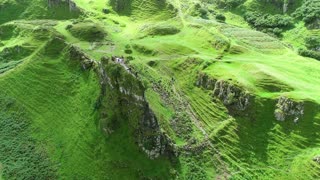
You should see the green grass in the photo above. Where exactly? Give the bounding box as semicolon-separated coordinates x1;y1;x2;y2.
68;21;107;42
0;0;320;179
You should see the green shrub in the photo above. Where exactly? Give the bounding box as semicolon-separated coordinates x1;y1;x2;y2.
142;24;180;36
216;0;246;8
298;48;320;60
244;12;293;35
293;0;320;28
199;8;209;19
216;14;226;22
0;98;56;179
190;4;209;19
132;44;158;56
210;36;231;52
125;49;133;54
305;35;320;50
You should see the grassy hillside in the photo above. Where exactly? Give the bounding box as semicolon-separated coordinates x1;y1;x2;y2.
0;0;319;179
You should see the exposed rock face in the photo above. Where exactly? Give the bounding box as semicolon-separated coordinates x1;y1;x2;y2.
69;45;95;70
196;73;251;112
68;49;177;159
139;105;177;159
94;58;176;159
274;96;304;122
196;73;217;90
313;155;320;164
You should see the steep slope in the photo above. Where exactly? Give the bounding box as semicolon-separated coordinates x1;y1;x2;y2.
0;0;320;179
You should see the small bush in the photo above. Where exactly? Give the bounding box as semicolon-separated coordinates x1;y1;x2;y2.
216;14;226;22
199;8;209;19
229;45;247;54
132;44;158;56
216;0;246;8
305;36;320;50
210;36;230;52
125;49;133;54
298;48;320;60
293;0;320;28
102;8;111;14
244;12;293;36
142;24;180;36
190;4;210;19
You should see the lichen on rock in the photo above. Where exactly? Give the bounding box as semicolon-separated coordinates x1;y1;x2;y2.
274;96;304;122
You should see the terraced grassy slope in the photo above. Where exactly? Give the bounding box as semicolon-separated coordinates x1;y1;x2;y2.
0;0;320;179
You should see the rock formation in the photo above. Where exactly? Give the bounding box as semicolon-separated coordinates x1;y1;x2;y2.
48;0;79;11
313;155;320;164
93;56;177;159
213;80;250;111
139;105;177;159
69;45;95;70
274;96;304;122
196;73;251;112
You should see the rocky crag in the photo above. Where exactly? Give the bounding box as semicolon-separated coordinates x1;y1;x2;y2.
196;73;251;114
68;47;176;159
274;96;304;122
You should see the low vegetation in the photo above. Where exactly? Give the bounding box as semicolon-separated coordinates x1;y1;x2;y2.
0;0;320;179
68;21;107;42
244;12;293;36
293;0;320;28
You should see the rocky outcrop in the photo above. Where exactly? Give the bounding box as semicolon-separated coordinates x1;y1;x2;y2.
213;80;250;111
69;45;95;70
94;57;177;160
196;73;251;112
139;105;177;159
274;96;304;122
181;138;210;155
67;48;177;159
313;155;320;164
196;73;216;90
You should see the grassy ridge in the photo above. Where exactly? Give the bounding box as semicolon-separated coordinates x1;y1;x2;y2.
0;0;319;179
